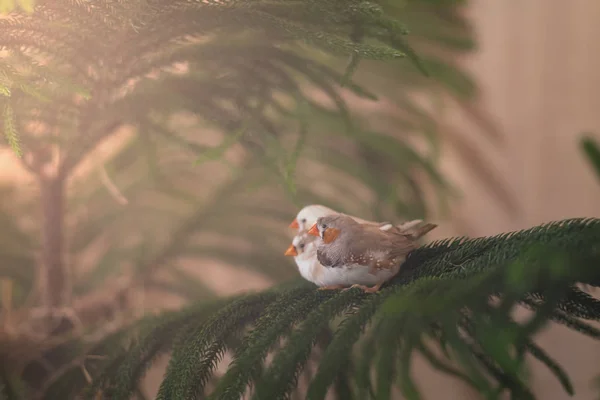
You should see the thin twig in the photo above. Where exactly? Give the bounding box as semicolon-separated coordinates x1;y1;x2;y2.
1;278;13;330
98;163;129;205
85;354;109;360
81;363;93;384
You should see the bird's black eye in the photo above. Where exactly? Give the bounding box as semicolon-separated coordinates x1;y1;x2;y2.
301;218;306;223
299;243;305;249
322;224;327;230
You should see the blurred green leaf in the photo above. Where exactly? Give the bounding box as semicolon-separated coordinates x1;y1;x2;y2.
580;134;600;181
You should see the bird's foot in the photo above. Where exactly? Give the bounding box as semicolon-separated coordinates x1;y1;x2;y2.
318;284;345;291
342;283;382;293
363;283;382;293
342;284;369;292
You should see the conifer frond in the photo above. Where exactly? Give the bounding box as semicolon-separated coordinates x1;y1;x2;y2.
0;0;473;249
0;0;456;184
0;1;498;398
88;298;235;399
82;218;600;400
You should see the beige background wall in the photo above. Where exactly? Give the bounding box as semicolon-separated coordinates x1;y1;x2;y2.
432;1;600;398
448;1;600;237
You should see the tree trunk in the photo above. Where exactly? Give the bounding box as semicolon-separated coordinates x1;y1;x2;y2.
39;176;68;308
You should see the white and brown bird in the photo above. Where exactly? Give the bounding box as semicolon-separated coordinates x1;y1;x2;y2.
288;204;423;234
284;232;345;288
284;231;394;290
306;213;437;293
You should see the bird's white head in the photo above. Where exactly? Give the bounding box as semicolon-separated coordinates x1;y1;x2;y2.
284;233;317;259
288;204;336;233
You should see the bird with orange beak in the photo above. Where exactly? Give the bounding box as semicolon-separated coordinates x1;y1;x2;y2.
284;232;348;289
288;204;423;235
306;213;437;293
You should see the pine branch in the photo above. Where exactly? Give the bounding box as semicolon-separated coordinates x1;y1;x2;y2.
0;0;427;168
0;1;491;398
81;218;600;400
207;287;321;400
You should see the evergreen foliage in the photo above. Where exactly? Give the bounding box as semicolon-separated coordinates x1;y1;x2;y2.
0;0;475;326
0;0;480;398
0;0;479;215
0;0;419;161
0;0;473;322
69;218;600;400
3;1;594;400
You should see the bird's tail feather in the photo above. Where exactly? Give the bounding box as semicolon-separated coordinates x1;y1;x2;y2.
405;222;437;239
394;219;423;231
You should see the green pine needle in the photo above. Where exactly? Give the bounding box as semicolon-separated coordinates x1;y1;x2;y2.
525;340;574;395
2;104;22;158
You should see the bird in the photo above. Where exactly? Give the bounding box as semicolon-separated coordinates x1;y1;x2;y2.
306;213;437;293
288;204;424;235
284;232;346;288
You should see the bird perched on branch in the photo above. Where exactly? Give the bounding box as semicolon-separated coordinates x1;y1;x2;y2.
288;204;423;234
284;217;432;290
306;214;437;293
284;232;341;288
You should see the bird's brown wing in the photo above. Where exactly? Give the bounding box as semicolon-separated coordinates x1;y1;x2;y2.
348;227;421;273
317;223;429;272
406;222;437;239
345;251;400;274
316;247;339;268
386;234;420;259
316;240;380;270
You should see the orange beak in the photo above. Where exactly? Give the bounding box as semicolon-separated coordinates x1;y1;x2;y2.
289;219;299;229
284;244;298;256
307;224;320;237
